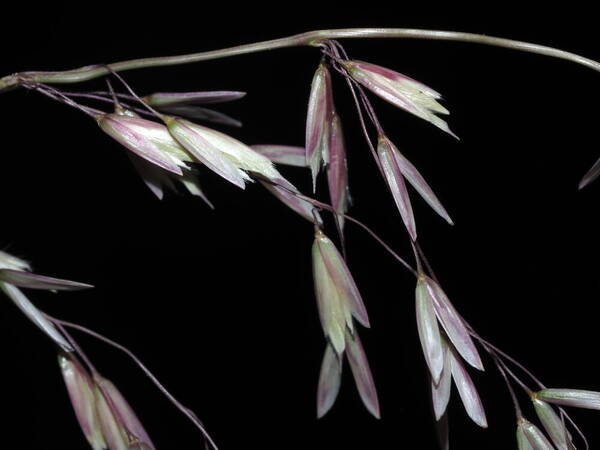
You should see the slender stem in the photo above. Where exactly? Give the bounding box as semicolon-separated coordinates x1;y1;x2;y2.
356;87;384;135
330;40;350;60
105;67;164;119
291;191;417;276
341;211;417;276
61;91;116;103
3;28;599;89
65;90;137;102
341;71;382;174
106;79;121;109
415;242;439;284
325;42;384;168
54;321;99;375
47;315;219;450
559;407;590;450
493;356;523;419
469;329;546;390
411;242;423;274
495;356;532;396
59;91;157;117
26;83;101;117
327;49;385;182
260;176;416;275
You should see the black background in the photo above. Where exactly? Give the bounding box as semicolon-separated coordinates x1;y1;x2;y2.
1;4;599;449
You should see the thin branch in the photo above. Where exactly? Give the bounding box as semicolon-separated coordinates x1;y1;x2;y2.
493;356;523;420
415;242;439;283
282;187;417;276
105;79;121;109
411;242;423;275
3;28;599;89
469;329;546;390
24;82;102;117
104;67;164;119
58;90;157;118
559;407;590;450
495;356;532;396
54;321;99;375
331;61;383;175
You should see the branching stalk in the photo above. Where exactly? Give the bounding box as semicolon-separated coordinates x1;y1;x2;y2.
493;357;523;420
2;28;599;91
2;26;598;449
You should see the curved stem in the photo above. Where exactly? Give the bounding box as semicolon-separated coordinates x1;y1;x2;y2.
493;356;523;420
54;321;100;375
560;407;590;450
414;242;438;283
47;315;220;450
411;242;423;274
26;83;101;117
337;209;417;276
2;28;599;89
340;68;382;174
59;91;157;117
495;356;532;396
105;67;164;119
263;179;417;276
469;329;546;390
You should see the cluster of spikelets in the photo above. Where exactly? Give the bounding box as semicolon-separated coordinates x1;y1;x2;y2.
3;37;600;450
300;49;600;450
301;52;467;420
515;389;600;449
301;54;487;421
0;51;469;442
59;354;155;450
304;59;453;242
79;54;463;430
75;52;600;446
96;92;286;202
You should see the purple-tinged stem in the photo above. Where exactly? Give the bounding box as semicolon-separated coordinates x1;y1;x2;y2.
63;90;136;103
104;67;164;120
322;46;383;178
326;44;425;250
61;91;119;103
92;91;137;102
355;85;384;135
38;84;101;116
455;299;588;446
105;79;121;109
59;91;156;118
493;356;523;420
471;325;591;446
25;83;101;117
46;315;219;450
559;408;589;450
329;40;350;60
415;242;439;284
469;330;546;390
339;69;384;176
260;175;416;275
293;192;417;276
494;354;532;396
411;242;423;275
54;321;99;375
